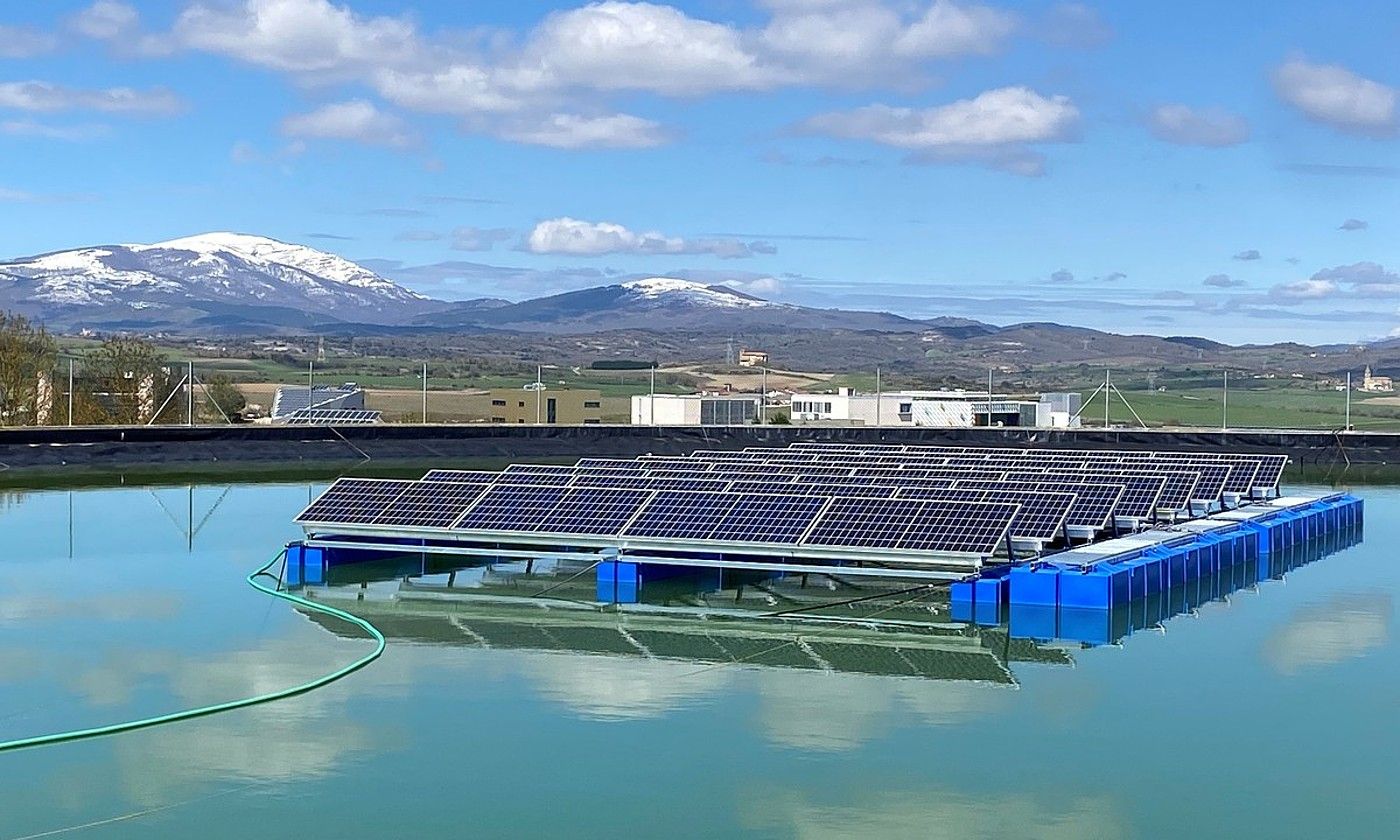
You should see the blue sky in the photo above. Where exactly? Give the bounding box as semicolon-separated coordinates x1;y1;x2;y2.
1;0;1398;343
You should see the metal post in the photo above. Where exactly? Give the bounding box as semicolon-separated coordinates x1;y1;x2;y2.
187;360;194;426
649;365;655;426
67;358;74;426
421;362;427;424
536;364;542;424
308;360;313;391
875;365;881;427
1104;369;1110;428
1346;371;1351;430
988;368;994;428
761;366;767;425
1222;370;1228;430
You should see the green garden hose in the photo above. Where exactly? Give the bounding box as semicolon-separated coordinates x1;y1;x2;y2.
0;550;385;754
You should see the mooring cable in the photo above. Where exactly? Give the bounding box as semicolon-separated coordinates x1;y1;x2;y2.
0;550;385;755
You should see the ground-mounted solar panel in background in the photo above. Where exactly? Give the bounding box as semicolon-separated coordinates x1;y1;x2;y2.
294;478;414;524
280;408;382;425
374;481;491;529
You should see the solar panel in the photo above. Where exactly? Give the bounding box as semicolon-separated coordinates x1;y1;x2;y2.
803;498;1017;555
280;408;382;425
421;469;499;484
709;494;829;543
535;487;651;535
1251;455;1289;489
1010;471;1164;520
570;475;732;493
623;490;741;540
374;481;490;528
295;478;414;524
896;487;1074;542
453;484;568;532
955;479;1122;530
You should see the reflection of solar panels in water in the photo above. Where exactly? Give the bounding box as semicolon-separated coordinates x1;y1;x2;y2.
421;469;499;484
535;487;650;535
295;478;414;524
803;497;1017;554
454;485;567;532
374;481;490;528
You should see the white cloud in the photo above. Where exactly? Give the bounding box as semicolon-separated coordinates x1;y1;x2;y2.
494;113;670;149
1339;218;1369;231
0;81;183;115
1273;57;1398;137
1271;278;1337;300
798;86;1079;175
0;25;60;58
281;99;416;148
68;1;172;56
525;217;774;258
172;0;421;76
892;0;1018;59
1147;104;1249;147
523;1;778;95
0;119;110;141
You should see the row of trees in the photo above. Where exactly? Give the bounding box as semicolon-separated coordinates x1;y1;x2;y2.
0;311;245;426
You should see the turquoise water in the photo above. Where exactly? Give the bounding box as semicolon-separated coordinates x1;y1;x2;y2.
1;478;1396;839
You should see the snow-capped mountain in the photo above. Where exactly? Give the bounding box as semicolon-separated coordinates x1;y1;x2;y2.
0;232;437;329
620;277;778;309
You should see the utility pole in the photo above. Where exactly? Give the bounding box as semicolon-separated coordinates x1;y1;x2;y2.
187;360;194;426
988;368;994;428
421;362;428;424
307;360;314;392
649;364;656;426
1346;371;1352;430
536;363;542;424
1222;370;1228;430
875;365;881;427
67;358;74;426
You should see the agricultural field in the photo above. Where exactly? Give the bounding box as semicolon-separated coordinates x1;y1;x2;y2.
1082;385;1399;430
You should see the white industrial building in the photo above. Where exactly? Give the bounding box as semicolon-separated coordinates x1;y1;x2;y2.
788;388;1081;428
632;393;762;425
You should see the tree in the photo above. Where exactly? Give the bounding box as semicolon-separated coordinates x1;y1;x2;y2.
0;311;56;426
86;337;176;424
203;373;246;421
769;411;790;425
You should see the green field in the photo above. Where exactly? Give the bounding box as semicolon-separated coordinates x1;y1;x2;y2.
1082;385;1399;430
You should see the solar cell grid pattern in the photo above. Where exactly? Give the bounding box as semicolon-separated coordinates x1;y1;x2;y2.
803;498;1017;554
955;479;1122;529
894;487;1074;541
1013;472;1164;519
623;491;741;540
709;494;830;543
295;478;414;524
373;481;489;528
570;475;733;493
535;487;650;535
421;470;498;484
453;485;568;532
281;408;381;425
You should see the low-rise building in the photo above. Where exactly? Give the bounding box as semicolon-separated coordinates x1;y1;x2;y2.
788;388;1081;428
632;393;761;425
489;388;604;424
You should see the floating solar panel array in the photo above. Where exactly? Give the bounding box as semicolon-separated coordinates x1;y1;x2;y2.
280;408;383;425
295;443;1289;567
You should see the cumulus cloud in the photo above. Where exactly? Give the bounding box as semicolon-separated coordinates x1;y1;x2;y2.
1048;268;1075;283
0;25;59;58
1146;104;1249;147
1233;249;1261;261
525;217;775;258
0;81;183;115
1273;56;1398;137
61;0;1052;150
1204;273;1245;288
1339;218;1369;231
281;100;416;148
1270;262;1400;302
798;86;1079;175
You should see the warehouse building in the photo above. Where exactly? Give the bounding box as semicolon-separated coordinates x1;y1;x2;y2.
787;388;1081;428
490;389;604;424
631;393;762;425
